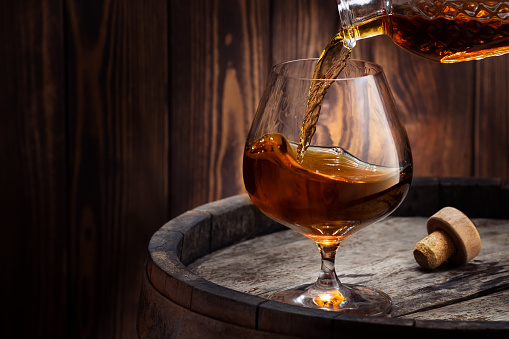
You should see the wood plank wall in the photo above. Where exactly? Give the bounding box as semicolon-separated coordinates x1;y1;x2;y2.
1;1;168;338
1;0;508;338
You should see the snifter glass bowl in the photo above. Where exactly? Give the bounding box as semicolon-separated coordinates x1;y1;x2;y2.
243;58;412;315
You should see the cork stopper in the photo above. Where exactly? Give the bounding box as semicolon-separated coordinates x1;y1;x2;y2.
413;207;482;270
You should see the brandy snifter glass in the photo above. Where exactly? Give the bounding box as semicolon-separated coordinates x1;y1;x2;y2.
243;58;412;315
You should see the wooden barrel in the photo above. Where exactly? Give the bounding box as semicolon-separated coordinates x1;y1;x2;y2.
137;177;509;338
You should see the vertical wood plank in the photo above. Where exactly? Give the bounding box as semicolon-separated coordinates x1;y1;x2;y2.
475;57;509;180
271;0;339;64
169;0;272;217
353;37;476;178
0;1;67;338
65;0;168;337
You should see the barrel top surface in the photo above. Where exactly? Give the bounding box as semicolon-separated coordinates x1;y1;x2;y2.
142;178;509;337
191;216;509;321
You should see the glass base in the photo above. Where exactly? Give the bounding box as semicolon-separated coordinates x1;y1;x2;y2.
269;283;392;316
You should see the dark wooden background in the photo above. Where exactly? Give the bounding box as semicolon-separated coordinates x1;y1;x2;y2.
1;0;508;338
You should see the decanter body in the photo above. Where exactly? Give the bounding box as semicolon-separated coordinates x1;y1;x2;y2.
338;0;509;62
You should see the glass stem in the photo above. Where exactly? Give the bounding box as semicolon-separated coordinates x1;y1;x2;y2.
316;241;341;290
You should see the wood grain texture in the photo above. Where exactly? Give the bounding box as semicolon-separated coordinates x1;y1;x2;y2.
271;0;339;64
408;289;509;322
475;56;509;179
138;272;293;339
353;36;476;178
65;0;168;337
169;0;271;217
0;1;67;338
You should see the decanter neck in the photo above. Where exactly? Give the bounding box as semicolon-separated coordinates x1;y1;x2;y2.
337;0;392;48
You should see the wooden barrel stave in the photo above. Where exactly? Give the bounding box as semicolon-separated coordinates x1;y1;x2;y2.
138;273;293;339
394;177;509;218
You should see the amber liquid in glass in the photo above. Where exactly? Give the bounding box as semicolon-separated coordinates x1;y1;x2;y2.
244;133;412;243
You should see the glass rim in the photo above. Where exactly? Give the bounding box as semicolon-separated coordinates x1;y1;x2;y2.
271;58;384;81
